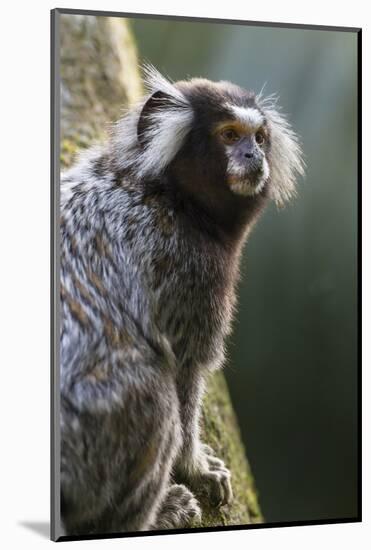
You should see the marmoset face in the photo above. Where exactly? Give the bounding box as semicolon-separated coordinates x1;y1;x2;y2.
171;79;275;204
213;107;271;197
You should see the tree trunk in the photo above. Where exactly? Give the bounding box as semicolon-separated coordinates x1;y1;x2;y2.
59;12;263;528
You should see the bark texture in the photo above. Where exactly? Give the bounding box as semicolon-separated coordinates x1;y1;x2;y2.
59;12;263;528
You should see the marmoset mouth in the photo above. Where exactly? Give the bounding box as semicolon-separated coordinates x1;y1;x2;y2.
228;173;261;185
227;173;267;197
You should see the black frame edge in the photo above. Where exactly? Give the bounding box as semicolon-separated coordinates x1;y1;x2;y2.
57;517;361;542
51;7;62;542
356;27;362;523
53;7;361;33
50;8;55;542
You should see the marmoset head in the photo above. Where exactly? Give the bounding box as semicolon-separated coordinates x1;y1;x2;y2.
111;64;304;217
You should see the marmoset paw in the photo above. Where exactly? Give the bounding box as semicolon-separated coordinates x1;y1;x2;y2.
196;444;233;508
203;445;233;507
154;484;201;530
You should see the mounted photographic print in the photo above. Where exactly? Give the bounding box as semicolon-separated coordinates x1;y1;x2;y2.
51;8;361;542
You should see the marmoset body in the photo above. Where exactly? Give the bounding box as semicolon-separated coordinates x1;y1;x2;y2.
60;66;304;535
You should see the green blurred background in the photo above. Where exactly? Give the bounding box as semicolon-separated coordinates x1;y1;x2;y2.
129;17;358;524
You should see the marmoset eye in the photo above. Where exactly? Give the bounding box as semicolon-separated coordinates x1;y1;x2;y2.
221;128;240;144
255;131;265;145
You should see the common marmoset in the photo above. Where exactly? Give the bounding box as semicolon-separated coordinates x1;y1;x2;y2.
60;65;304;535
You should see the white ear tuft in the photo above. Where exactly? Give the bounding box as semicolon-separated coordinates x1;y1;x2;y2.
110;64;193;180
141;62;189;106
258;95;305;205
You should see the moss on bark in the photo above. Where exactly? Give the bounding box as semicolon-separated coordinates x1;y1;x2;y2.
197;371;262;526
59;12;263;528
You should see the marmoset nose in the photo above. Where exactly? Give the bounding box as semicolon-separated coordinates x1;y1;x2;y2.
244;152;254;159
